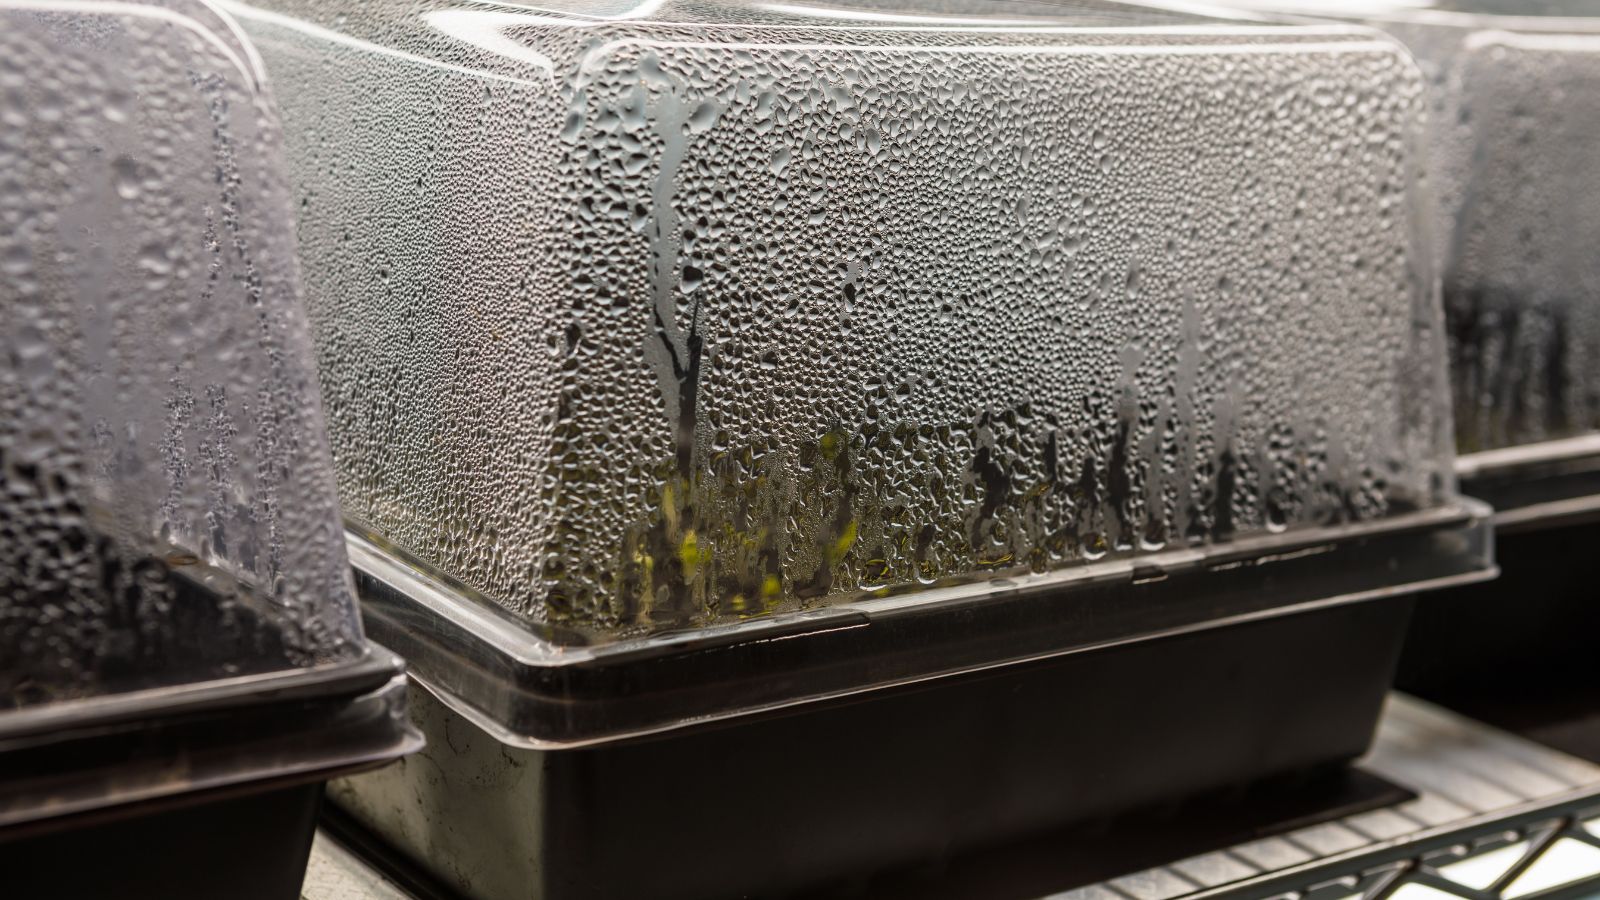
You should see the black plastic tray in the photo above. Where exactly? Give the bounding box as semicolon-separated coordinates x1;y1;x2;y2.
2;782;326;900
1397;436;1600;733
327;501;1494;899
1398;519;1600;762
337;596;1417;900
0;642;421;900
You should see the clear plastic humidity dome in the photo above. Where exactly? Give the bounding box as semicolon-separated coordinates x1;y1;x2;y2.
1425;9;1600;455
0;3;417;888
1216;0;1600;519
1393;1;1600;521
234;0;1469;639
1;0;360;707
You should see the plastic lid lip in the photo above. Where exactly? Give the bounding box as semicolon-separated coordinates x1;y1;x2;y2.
0;644;420;835
0;643;405;753
1456;433;1600;479
1456;435;1600;531
0;666;423;836
0;644;419;837
352;498;1496;750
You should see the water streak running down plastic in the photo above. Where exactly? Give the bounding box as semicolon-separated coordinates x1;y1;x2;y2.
0;0;364;707
230;0;1456;640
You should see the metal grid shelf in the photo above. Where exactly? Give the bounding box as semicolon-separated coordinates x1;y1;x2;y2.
300;696;1600;900
1049;697;1600;900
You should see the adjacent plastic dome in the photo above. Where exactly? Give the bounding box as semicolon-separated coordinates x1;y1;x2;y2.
1;0;365;708
222;0;1462;640
1427;19;1600;452
1218;1;1600;453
